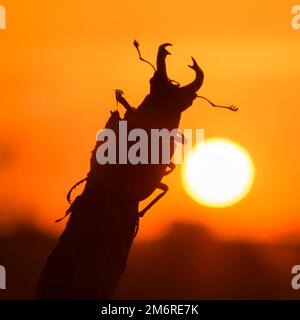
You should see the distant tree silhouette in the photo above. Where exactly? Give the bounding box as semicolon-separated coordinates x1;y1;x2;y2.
1;222;300;299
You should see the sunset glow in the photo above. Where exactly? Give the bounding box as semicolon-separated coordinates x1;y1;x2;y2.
183;138;255;207
0;1;299;242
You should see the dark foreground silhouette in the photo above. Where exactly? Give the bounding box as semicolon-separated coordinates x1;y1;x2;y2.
1;222;300;300
35;42;206;299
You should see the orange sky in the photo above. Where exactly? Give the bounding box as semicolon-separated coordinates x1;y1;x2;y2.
0;0;299;242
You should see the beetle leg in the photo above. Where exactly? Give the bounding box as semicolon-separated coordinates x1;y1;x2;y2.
164;162;176;176
139;183;169;217
115;89;136;114
175;131;187;145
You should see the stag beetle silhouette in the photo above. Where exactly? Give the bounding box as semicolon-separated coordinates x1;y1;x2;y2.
64;41;237;222
37;41;237;300
61;41;205;223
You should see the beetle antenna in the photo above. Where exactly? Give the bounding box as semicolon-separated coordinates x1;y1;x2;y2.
133;40;156;72
197;95;239;112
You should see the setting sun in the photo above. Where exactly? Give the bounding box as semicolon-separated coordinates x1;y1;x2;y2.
182;138;255;208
